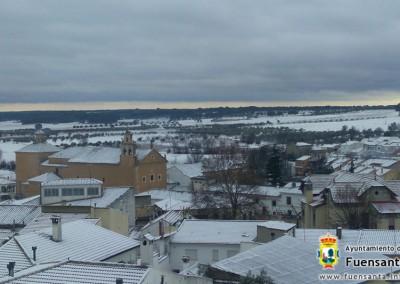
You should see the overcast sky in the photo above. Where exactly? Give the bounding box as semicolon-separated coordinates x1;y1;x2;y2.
1;1;400;109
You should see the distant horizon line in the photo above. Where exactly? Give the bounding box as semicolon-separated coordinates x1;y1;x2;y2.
0;99;398;112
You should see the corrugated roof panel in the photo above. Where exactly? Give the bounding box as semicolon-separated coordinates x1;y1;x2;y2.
4;261;149;284
0;205;41;226
13;220;139;263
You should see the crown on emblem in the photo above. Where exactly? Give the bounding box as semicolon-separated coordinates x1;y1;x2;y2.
320;233;337;245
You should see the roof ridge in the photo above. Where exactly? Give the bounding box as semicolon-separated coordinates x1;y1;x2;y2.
13;237;35;266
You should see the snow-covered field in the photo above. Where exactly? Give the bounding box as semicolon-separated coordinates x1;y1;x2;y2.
1;109;399;162
177;109;400;131
0;141;30;161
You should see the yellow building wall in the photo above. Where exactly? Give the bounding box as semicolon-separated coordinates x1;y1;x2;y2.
372;215;400;230
16;151;57;196
134;150;167;193
90;207;129;236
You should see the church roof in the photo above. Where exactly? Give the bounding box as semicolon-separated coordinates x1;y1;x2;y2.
136;149;152;161
48;146;121;164
16;143;59;153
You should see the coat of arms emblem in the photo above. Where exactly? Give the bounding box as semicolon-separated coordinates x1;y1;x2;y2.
318;233;339;269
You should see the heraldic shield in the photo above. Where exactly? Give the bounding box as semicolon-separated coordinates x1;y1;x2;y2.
317;233;339;269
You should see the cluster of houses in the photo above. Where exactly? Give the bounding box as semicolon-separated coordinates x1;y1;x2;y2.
294;137;400;178
1;131;400;283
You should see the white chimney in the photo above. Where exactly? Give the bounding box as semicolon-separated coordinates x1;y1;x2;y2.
51;216;62;242
140;234;155;266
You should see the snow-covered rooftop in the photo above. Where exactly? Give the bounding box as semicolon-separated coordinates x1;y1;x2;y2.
16;143;59;153
258;221;296;231
0;260;149;284
19;212;92;235
141;210;183;232
136;149;152;161
0;178;15;186
48;146;121;164
136;189;192;202
28;172;60;183
297;155;311;161
154;198;191;211
372;202;400;214
172;219;263;244
212;235;396;284
363;158;399;168
0;205;41;226
168;163;203;178
52;187;131;207
0;229;15;242
0;220;140;269
295;228;400;250
0;239;32;277
0;195;40;206
42;178;102;187
0;170;16;181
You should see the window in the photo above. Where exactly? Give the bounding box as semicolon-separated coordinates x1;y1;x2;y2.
142;176;146;183
150;174;154;182
271;232;275;240
227;250;238;258
44;188;59;197
74;188;84;196
272;200;277;207
286;196;292;205
212;250;219;261
184;249;197;260
62;188;73;196
62;187;84;196
158;174;162;181
87;187;99;195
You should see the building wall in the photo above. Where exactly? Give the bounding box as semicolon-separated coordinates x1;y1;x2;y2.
16;151;57;196
109;187;136;227
140;220;178;237
102;246;139;263
41;183;102;205
371;214;400;230
134;150;167;193
303;203;328;229
257;226;287;243
90;207;129;236
143;269;212;284
170;243;240;272
168;167;191;187
24;181;42;197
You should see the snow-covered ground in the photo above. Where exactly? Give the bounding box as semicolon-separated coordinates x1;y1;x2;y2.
1;109;399;162
176;109;400;131
0;141;30;161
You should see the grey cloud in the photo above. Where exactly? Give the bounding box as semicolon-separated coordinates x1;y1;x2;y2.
1;0;400;105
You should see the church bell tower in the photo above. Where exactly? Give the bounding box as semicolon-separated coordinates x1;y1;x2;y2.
121;130;136;157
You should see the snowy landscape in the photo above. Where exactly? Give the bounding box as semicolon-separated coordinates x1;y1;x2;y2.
1;108;399;162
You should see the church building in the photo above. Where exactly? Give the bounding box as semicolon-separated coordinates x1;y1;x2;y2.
15;130;167;197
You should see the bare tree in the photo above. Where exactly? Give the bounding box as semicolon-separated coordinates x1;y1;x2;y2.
331;185;369;229
191;144;261;219
186;138;203;163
